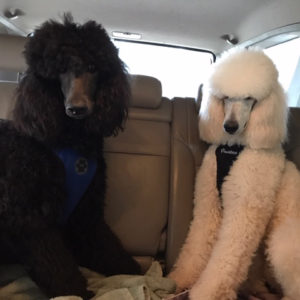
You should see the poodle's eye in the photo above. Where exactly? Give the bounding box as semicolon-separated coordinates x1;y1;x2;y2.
87;64;96;73
245;96;254;101
221;96;229;101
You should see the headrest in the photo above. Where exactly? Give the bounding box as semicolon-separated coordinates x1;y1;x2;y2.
130;75;162;109
0;82;17;119
0;34;27;72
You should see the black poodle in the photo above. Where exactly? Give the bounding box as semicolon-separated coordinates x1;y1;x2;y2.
0;15;140;299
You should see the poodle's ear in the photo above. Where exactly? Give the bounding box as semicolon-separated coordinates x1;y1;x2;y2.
13;73;64;142
199;87;225;144
245;84;288;149
95;70;129;137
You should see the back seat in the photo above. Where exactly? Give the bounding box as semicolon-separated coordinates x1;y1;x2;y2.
104;76;206;271
104;75;173;270
0;33;299;274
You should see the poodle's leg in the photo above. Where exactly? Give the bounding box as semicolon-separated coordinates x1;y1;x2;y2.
188;204;271;300
69;218;141;275
188;150;285;300
66;163;141;276
239;246;270;298
0;138;91;298
266;219;300;300
6;228;93;299
168;146;222;291
267;218;300;300
0;147;93;298
92;221;142;275
266;163;300;300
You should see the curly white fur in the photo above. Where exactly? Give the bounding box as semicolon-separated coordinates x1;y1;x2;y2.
169;48;300;300
199;48;287;149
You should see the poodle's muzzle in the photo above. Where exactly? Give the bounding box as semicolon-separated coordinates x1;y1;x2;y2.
223;96;257;135
60;72;98;119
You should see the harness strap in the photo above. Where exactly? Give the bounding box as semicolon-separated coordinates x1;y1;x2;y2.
53;148;97;222
215;144;244;202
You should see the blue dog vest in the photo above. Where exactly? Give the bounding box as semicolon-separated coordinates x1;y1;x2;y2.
53;148;97;222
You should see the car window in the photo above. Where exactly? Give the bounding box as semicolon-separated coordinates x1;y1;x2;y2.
264;37;300;107
114;40;214;99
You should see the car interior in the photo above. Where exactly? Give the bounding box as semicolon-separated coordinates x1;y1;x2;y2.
0;0;299;297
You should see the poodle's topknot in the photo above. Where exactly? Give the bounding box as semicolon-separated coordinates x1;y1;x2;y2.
25;14;122;79
209;48;279;101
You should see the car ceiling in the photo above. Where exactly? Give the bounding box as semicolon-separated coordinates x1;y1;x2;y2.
0;0;299;54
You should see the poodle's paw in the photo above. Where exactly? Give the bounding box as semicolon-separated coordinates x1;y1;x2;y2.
248;293;281;300
248;296;262;300
51;290;94;300
168;270;193;293
120;257;142;275
77;289;94;300
189;283;236;300
85;290;95;300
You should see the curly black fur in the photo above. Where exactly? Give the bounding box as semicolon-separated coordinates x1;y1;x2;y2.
0;15;140;299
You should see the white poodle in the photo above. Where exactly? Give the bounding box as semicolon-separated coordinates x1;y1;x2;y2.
169;48;300;300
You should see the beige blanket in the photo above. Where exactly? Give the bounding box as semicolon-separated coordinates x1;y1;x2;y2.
0;262;176;300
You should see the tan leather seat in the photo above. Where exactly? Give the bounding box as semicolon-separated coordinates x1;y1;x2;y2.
103;75;205;271
103;76;205;272
0;34;26;119
165;96;207;271
104;75;172;270
0;82;17;119
0;35;26;72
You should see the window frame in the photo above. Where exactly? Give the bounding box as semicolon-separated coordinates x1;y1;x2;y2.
113;39;215;99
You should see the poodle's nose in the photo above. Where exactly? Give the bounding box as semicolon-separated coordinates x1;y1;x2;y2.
66;106;89;118
224;121;239;134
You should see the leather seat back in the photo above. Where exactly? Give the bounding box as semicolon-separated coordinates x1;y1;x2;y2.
0;34;26;119
284;107;300;169
104;75;172;270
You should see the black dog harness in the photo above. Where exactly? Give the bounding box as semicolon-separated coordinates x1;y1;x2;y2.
215;144;244;201
53;148;97;222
